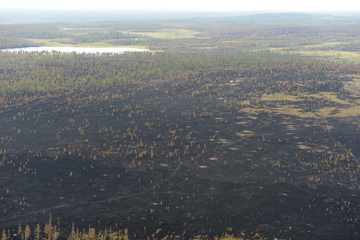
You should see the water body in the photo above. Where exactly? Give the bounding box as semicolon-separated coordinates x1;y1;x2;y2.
1;46;148;54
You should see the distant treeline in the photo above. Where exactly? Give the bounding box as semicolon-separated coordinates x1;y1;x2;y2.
1;22;360;50
0;36;37;49
0;24;68;39
0;48;356;106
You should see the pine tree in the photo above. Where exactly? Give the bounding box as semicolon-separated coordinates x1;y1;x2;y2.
24;225;30;240
1;230;7;240
35;224;41;240
17;224;22;237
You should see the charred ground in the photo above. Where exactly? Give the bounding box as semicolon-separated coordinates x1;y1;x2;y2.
1;64;360;239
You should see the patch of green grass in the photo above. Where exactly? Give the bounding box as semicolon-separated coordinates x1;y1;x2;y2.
273;106;319;118
316;107;337;118
270;42;360;64
237;100;250;106
307;92;352;105
260;92;302;102
239;107;272;114
25;38;72;46
242;90;360;118
298;50;360;62
301;41;343;49
334;106;360;117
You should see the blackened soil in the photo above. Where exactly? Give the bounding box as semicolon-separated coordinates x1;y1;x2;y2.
1;70;360;239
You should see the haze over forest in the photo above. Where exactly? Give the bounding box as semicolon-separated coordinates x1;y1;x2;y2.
2;9;360;24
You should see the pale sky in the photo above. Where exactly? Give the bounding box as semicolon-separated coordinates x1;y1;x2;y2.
2;0;360;12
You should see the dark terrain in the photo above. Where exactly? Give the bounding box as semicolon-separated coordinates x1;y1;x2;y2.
1;68;360;239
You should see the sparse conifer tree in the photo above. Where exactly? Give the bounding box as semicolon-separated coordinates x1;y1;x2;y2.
17;224;22;237
24;225;30;240
1;230;7;240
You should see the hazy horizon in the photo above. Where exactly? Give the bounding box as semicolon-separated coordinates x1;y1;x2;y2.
2;0;360;12
1;9;360;25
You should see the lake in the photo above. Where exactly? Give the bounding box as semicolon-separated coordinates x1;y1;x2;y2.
1;46;148;54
